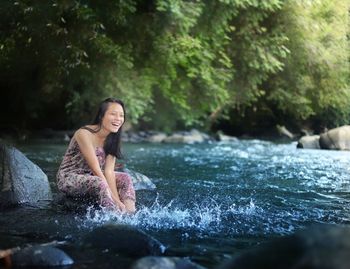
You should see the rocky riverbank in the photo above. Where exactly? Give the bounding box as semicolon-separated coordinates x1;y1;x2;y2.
0;128;239;144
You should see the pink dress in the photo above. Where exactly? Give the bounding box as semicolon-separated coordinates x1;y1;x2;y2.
56;137;135;208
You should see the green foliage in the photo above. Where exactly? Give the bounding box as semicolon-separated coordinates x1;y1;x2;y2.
0;0;349;133
266;0;350;127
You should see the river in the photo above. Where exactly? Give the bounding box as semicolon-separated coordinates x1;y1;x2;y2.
1;139;350;268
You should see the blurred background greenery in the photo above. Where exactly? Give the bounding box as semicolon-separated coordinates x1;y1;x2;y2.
0;0;349;136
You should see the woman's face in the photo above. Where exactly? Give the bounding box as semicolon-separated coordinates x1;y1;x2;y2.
101;103;125;133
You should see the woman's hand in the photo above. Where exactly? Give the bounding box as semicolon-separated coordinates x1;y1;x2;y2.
115;200;126;212
112;193;126;212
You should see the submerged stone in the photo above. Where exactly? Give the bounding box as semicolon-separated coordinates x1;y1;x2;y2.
132;256;207;269
0;144;52;208
83;224;166;257
12;246;73;267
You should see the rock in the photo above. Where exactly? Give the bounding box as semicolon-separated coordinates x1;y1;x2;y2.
163;130;206;144
83;224;166;257
146;133;168;143
276;125;295;139
54;193;99;212
0;144;52;208
122;130;211;144
163;134;187;143
300;128;313;137
122;132;144;143
12;246;73;267
296;135;320;149
215;131;238;142
218;225;350;269
123;168;156;190
319;125;350;150
132;256;207;269
184;129;206;144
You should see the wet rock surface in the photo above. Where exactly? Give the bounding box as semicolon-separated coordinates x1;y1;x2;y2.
12;245;73;267
123;168;156;191
319;125;350;150
297;135;320;149
0;143;52;208
219;225;350;269
83;224;166;257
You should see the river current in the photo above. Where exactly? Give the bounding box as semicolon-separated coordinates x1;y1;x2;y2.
1;139;350;268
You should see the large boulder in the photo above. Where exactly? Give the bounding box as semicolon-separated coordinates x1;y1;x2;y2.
297;135;320;149
0;144;52;208
12;246;73;267
319;125;350;150
218;225;350;269
83;224;166;257
123;168;156;191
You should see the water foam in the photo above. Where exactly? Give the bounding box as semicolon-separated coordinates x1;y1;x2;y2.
78;197;272;237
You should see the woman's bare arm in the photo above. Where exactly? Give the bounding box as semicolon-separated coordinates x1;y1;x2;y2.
74;129;105;179
105;154;125;211
74;129;125;211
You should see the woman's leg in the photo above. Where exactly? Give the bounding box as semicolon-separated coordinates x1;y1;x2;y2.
58;173;116;208
115;172;136;213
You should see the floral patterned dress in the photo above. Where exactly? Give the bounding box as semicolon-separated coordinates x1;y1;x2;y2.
56;137;135;208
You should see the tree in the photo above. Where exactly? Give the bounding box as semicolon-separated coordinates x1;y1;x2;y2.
267;0;350;128
0;0;348;134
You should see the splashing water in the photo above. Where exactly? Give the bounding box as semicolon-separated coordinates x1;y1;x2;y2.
79;197;280;239
75;140;350;241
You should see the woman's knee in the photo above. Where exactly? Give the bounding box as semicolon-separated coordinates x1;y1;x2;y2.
125;173;134;185
116;172;133;187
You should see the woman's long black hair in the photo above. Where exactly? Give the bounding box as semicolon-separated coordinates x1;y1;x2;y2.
82;98;125;159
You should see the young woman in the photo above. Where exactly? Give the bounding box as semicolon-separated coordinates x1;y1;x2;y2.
57;98;136;213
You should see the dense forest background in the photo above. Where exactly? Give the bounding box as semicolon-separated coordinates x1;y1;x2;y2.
0;0;349;137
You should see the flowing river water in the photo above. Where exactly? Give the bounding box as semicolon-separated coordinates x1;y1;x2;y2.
1;139;350;268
